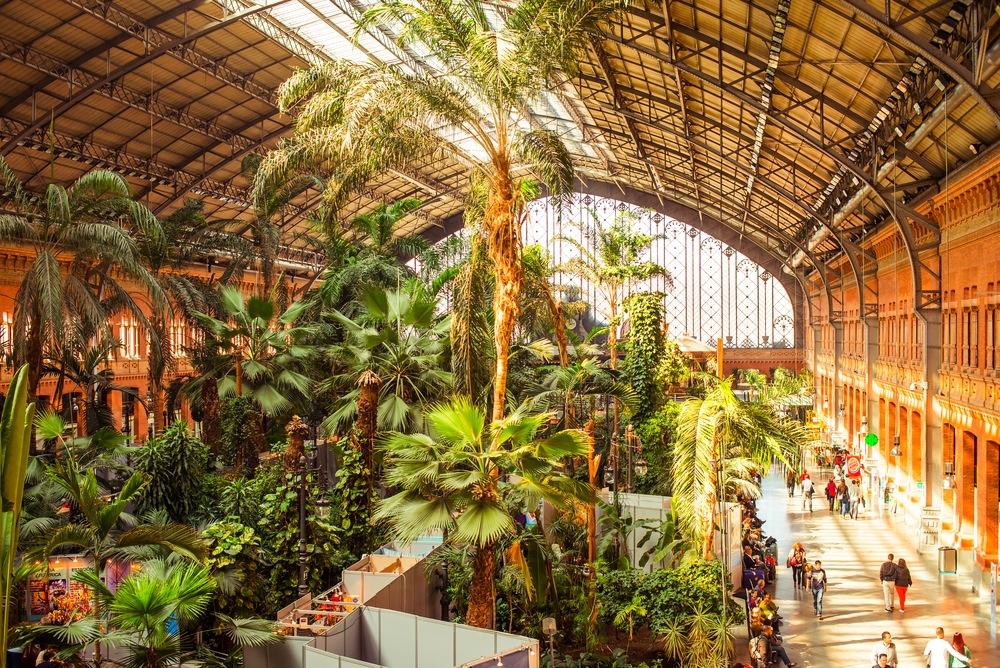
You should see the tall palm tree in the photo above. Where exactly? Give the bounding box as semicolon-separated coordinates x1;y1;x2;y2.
30;459;206;665
554;208;671;372
0;158;166;405
322;280;451;485
188;286;316;418
19;558;279;668
376;397;592;629
319;198;428;310
521;244;582;369
256;0;632;421
141;199;252;435
671;379;806;560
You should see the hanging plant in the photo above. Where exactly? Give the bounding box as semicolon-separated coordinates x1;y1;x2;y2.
622;293;666;425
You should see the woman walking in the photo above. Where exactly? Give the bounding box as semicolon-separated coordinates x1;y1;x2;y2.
788;542;807;589
949;632;971;667
894;557;913;613
838;481;851;518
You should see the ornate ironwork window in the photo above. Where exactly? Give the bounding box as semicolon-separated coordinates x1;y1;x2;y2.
526;194;794;348
418;193;795;348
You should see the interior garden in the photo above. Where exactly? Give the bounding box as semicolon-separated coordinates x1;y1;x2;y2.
0;1;815;666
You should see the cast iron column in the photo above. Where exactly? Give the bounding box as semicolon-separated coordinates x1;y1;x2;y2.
298;454;308;596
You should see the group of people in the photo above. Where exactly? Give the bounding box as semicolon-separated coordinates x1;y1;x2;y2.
870;628;972;667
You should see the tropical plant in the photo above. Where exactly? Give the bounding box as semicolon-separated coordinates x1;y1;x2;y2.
1;365;36;666
18;558;280;668
133;423;211;524
449;231;495;403
671;379;806;559
29;459;206;665
140;198;249;434
217;396;266;476
554;209;671;374
621;293;665;425
258;0;633;421
0;158;166;404
320;199;428;308
203;521;267;616
189;286;316;417
376;397;594;629
522;244;583;369
633;402;679;495
322;280;451;495
614;594;647;654
45;337;144;435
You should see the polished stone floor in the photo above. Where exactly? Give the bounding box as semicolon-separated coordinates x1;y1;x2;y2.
733;467;998;667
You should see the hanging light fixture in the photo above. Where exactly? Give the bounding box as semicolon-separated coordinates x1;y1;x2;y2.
634;455;648;478
890;435;902;457
942;462;957;489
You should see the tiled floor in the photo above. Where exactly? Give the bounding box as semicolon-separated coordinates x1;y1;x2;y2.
733;468;998;667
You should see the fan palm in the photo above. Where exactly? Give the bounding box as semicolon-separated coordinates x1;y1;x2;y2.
322;280;451;488
319;198;428;310
29;458;206;665
140;199;253;435
671;379;806;559
376;396;592;629
188;286;316;418
258;0;632;420
0;157;166;405
18;558;278;668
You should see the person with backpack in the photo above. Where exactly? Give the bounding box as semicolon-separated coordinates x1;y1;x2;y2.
801;476;814;512
787;542;807;589
809;559;828;619
748;631;769;668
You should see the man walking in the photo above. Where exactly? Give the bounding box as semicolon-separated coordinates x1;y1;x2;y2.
809;559;828;619
801;476;814;512
826;478;837;510
870;631;898;668
879;554;898;612
923;627;972;667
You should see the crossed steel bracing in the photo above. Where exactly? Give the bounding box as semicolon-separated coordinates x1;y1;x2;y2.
1;0;999;296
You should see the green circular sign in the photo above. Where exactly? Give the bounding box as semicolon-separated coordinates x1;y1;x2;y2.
865;433;879;446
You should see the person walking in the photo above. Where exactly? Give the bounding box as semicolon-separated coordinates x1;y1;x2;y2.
849;479;862;519
879;553;898;612
826;478;837;511
809;559;828;619
786;469;796;497
788;542;807;589
949;632;971;667
894;557;912;613
923;628;972;667
838;481;851;518
801;476;814;511
872;654;890;668
870;631;899;668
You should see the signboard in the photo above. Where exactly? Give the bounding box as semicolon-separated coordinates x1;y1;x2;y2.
846;455;862;478
865;433;879;446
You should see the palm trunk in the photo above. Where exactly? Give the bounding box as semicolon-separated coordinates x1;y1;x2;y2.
151;388;164;435
201;376;220;456
466;542;497;629
585;421;599;643
486;166;522;423
356;371;381;504
704;458;718;560
147;313;168;439
540;282;569;368
93;559;103;666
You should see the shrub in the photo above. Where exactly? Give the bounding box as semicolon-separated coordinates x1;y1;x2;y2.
134;422;210;524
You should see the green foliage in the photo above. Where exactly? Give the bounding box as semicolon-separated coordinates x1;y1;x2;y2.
134;423;210;524
594;567;645;628
218;396;263;476
633;402;679;495
257;471;341;608
1;365;35;666
203;521;266;616
622;293;665;425
332;440;383;555
658;339;691;389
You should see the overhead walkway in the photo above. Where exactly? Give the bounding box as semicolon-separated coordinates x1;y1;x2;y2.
736;468;998;667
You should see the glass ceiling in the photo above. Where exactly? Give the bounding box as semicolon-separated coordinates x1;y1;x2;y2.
260;0;605;165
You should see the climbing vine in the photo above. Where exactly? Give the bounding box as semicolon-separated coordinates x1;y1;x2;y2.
623;293;665;425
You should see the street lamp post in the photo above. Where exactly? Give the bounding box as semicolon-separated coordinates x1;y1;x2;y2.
298;455;308;596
